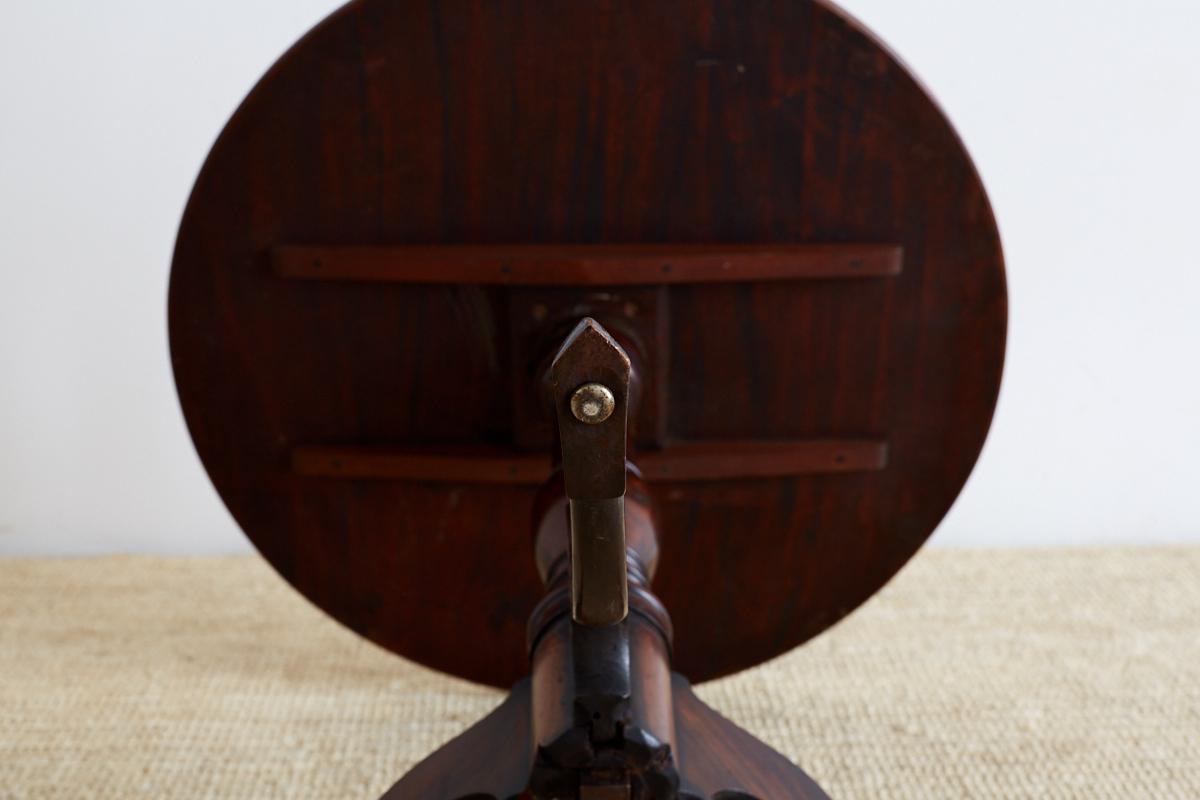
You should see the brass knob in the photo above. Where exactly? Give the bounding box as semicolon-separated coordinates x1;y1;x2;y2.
570;382;615;425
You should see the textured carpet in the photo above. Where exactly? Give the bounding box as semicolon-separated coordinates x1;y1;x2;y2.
1;547;1197;799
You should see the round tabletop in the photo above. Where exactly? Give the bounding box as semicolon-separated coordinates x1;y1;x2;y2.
170;0;1006;687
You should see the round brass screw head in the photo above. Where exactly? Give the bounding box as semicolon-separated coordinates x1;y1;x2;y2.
570;383;615;424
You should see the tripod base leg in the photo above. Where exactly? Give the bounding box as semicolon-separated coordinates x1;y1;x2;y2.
378;679;533;800
672;674;830;799
379;674;830;800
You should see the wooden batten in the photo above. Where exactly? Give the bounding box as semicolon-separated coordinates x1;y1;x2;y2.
271;243;903;286
291;439;887;484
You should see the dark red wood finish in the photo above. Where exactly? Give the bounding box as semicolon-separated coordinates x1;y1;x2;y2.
169;0;1006;687
381;479;832;799
378;676;831;800
379;680;533;799
290;438;888;483
378;676;832;799
272;243;902;284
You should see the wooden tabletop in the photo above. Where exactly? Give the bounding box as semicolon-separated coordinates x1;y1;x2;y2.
169;0;1006;687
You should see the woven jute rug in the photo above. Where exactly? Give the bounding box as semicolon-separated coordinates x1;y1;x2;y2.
1;547;1197;799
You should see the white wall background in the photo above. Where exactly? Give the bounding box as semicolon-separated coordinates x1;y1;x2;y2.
2;1;1197;555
